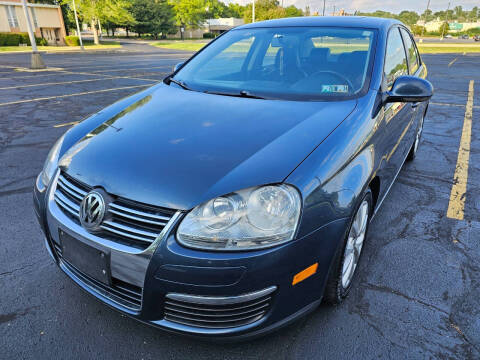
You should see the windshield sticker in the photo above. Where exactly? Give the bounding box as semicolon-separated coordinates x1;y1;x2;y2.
321;85;349;93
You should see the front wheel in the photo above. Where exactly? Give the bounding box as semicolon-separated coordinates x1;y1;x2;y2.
323;188;372;304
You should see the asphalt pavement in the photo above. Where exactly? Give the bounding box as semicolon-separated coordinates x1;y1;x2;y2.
0;41;479;359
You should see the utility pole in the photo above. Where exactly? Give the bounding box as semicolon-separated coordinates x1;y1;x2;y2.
421;0;430;37
252;0;255;23
21;0;45;69
322;0;326;16
72;0;84;50
441;2;450;39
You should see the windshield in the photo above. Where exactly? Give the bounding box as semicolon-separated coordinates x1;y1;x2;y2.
172;27;376;101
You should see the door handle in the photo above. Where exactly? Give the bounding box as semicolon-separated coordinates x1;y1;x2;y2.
411;102;419;108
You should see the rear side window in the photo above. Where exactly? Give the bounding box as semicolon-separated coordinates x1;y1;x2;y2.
384;28;408;90
400;28;419;74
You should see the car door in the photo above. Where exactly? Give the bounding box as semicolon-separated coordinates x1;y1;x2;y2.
379;27;415;188
400;27;427;145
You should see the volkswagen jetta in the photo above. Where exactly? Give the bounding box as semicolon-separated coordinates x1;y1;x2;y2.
34;16;433;339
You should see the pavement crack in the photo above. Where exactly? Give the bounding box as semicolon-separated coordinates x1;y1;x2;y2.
361;282;448;315
0;306;39;325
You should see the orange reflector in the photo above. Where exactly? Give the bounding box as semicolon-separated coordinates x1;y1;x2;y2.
292;263;318;285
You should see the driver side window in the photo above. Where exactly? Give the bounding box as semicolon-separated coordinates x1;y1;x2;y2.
384;28;408;90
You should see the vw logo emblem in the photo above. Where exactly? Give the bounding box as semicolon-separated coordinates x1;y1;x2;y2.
79;191;106;231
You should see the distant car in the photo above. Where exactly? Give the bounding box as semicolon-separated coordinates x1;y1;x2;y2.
474;35;480;41
445;34;453;39
34;16;433;339
458;34;469;39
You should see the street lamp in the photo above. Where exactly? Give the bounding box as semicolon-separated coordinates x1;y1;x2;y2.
72;0;84;50
21;0;45;69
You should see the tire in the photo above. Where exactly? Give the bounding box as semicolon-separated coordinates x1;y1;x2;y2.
407;113;425;161
323;188;372;304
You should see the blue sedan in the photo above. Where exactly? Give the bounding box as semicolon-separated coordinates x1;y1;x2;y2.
33;16;433;339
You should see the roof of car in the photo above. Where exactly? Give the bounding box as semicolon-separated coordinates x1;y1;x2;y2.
236;16;403;31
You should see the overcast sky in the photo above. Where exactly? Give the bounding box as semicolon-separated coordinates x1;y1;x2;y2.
226;0;478;15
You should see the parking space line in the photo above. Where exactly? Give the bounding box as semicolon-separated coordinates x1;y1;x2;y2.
0;76;157;90
447;80;475;220
0;84;149;107
430;102;480;109
448;57;458;67
54;121;79;128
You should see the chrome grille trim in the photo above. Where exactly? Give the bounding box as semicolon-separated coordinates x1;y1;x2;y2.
166;286;277;305
100;221;157;244
109;203;170;223
54;192;80;217
164;287;276;329
57;174;87;200
53;172;176;250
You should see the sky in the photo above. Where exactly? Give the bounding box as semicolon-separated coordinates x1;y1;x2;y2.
225;0;479;15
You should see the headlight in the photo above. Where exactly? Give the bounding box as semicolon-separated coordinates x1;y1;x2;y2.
177;184;301;251
41;134;65;186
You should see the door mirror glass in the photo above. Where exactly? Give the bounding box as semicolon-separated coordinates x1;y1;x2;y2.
385;75;433;103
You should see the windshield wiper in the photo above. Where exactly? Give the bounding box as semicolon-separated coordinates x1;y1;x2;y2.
168;77;192;91
204;90;266;100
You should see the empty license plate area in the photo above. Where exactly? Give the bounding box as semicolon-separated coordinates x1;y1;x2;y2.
60;230;111;285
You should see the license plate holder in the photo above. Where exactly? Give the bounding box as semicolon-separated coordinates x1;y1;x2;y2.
60;230;111;286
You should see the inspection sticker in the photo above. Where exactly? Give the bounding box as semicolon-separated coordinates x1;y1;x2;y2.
321;85;349;93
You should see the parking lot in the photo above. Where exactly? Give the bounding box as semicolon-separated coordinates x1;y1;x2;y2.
1;41;479;359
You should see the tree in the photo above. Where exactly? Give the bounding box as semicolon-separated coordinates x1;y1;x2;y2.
285;5;303;17
439;22;450;36
410;24;425;35
224;3;245;18
169;0;207;29
421;9;433;22
132;0;176;38
243;0;302;23
397;10;419;25
63;0;133;44
469;6;478;22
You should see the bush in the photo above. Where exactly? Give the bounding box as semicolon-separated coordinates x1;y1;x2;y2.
65;35;80;46
0;32;47;46
203;32;216;39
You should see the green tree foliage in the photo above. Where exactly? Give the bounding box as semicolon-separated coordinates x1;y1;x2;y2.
243;0;303;23
169;0;207;28
439;22;450;36
62;0;133;44
397;11;419;25
410;25;425;35
132;0;176;38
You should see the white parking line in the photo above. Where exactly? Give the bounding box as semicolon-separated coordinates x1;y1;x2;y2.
0;84;149;107
448;57;459;67
0;76;157;90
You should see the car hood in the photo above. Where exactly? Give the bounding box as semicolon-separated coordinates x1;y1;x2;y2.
60;84;356;210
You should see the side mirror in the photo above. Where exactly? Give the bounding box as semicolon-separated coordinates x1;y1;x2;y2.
384;76;433;103
173;62;184;73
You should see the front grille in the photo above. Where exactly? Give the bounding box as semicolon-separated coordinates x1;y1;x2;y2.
62;257;143;311
51;241;143;311
164;287;276;329
54;172;175;250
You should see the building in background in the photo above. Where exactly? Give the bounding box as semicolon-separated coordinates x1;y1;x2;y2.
0;0;66;45
167;18;244;39
417;19;480;33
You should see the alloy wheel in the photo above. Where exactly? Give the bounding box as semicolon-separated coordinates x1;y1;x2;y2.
341;200;369;289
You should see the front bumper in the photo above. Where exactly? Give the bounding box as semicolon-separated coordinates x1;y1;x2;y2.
34;172;349;339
